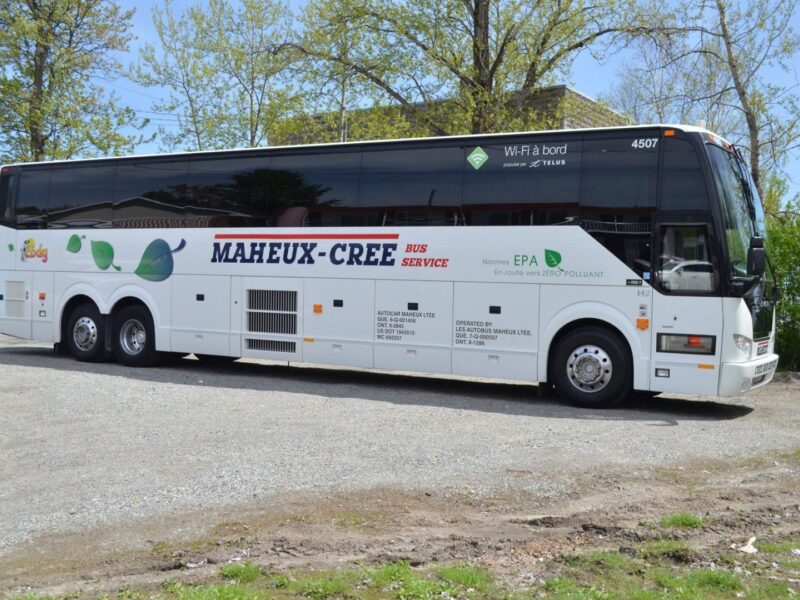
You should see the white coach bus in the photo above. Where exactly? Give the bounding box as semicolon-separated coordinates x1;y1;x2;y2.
0;125;779;407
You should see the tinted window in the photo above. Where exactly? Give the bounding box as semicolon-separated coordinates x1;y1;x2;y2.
359;145;462;211
270;151;361;227
581;135;658;208
187;155;268;227
657;225;717;293
114;160;188;228
462;137;581;225
661;138;709;210
17;168;50;229
48;164;115;228
0;172;17;227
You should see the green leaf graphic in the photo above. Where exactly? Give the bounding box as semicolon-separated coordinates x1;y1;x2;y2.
91;240;117;271
135;238;185;282
67;234;82;253
544;249;562;269
7;243;13;252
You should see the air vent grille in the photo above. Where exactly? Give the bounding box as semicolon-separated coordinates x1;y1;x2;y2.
245;339;296;353
248;289;297;312
246;289;298;335
247;312;297;335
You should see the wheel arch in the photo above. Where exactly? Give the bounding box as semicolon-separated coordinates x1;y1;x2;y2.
539;302;646;390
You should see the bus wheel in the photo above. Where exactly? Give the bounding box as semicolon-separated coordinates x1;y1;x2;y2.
112;305;160;367
551;326;631;409
66;303;106;362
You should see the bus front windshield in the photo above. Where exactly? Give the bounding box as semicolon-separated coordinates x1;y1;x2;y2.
707;144;756;278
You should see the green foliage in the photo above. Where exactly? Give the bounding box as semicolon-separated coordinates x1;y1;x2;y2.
766;196;800;370
0;0;145;162
659;512;704;529
219;562;261;583
132;0;298;151
295;0;637;137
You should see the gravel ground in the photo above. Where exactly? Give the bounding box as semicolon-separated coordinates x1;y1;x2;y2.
0;334;798;554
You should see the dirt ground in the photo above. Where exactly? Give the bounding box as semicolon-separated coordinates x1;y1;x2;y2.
2;435;799;597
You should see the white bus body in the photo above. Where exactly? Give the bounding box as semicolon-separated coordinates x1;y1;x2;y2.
0;125;779;407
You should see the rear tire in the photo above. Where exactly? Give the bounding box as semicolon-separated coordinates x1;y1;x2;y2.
112;305;160;367
551;326;632;408
65;303;106;363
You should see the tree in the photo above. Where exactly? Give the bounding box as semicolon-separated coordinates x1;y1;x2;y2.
133;0;298;151
293;0;641;137
0;0;142;162
607;0;800;199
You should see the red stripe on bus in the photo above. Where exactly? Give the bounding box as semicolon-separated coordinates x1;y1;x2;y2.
214;233;400;240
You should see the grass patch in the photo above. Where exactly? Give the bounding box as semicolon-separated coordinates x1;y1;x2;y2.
755;538;800;553
542;577;611;599
654;569;741;596
659;512;704;528
150;540;175;556
174;584;265;600
435;562;494;591
332;510;369;529
370;561;452;598
219;562;261;583
746;581;798;599
638;539;696;562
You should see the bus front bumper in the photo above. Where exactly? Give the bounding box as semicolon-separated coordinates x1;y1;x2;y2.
718;353;779;396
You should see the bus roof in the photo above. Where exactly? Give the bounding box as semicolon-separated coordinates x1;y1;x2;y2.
2;123;727;170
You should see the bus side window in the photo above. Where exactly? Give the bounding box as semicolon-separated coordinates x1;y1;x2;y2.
660;138;710;210
187;156;268;227
657;225;717;293
48;165;115;228
0;172;17;227
16;168;50;229
271;151;360;227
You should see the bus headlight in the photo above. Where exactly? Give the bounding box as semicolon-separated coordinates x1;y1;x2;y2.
733;334;752;355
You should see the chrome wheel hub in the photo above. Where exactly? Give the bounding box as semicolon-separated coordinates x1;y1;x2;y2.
73;317;98;352
119;319;146;356
566;344;612;393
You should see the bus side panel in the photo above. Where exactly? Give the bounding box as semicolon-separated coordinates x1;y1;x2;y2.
302;278;375;369
373;280;453;375
651;293;722;396
452;282;539;381
538;285;652;392
0;226;14;271
31;271;55;342
0;270;31;339
170;275;231;356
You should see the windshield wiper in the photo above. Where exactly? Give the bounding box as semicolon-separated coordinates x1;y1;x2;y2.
731;146;757;220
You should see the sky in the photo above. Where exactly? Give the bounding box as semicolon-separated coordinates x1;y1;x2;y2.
111;0;800;198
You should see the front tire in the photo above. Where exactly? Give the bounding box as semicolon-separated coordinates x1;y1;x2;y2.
112;305;160;367
66;303;106;362
551;326;632;408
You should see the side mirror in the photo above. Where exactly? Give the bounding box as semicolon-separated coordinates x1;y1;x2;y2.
747;236;765;276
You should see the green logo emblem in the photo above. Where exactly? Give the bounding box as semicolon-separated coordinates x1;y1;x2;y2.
467;146;489;170
545;248;564;271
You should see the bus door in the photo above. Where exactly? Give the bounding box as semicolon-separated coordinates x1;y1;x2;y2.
651;221;723;395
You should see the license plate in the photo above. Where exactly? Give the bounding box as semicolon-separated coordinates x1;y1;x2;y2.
755;359;778;375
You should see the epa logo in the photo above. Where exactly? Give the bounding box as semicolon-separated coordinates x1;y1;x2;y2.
467;147;489;170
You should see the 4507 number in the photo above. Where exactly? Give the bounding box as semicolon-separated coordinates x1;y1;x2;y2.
631;138;659;149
